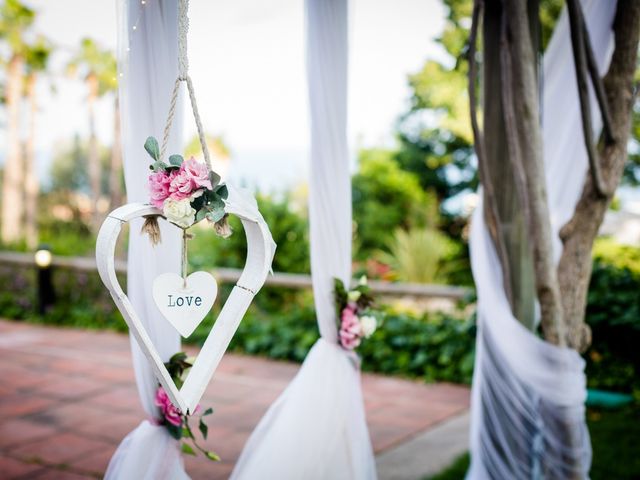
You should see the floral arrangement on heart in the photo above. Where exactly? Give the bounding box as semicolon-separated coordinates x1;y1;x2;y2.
143;136;232;239
155;352;220;461
334;276;382;350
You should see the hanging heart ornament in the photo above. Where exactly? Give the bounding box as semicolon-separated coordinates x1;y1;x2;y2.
153;271;217;338
96;202;274;413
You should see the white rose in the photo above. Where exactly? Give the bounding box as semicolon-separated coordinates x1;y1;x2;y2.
163;198;196;228
360;315;377;338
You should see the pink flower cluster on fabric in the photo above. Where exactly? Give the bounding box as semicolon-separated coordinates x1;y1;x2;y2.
339;305;362;350
148;157;212;208
154;386;183;427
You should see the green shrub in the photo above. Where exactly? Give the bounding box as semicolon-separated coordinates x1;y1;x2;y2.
585;239;640;395
379;227;459;284
189;192;310;274
190;304;476;385
0;264;126;332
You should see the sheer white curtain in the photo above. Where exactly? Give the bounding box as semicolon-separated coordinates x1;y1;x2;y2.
467;1;617;478
231;0;376;478
105;1;189;479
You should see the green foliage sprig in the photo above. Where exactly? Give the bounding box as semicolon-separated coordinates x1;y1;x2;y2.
157;352;220;462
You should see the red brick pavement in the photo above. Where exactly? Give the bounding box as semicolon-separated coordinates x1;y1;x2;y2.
0;320;469;479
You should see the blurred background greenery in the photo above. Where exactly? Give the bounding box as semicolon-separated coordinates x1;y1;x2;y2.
1;0;639;477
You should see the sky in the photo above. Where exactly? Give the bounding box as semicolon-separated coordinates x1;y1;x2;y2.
17;0;448;191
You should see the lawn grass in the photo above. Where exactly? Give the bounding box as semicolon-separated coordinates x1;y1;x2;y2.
427;404;640;480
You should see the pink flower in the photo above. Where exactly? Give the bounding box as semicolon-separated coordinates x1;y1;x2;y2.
169;169;195;200
154;386;183;427
148;171;171;208
339;307;362;350
183;157;212;190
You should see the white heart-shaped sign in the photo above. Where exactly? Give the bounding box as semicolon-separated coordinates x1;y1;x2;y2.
96;203;274;413
153;271;217;338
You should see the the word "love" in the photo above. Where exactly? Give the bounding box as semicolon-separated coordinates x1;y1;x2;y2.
167;294;203;307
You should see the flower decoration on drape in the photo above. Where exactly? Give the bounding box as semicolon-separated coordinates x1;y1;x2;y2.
230;0;377;478
334;277;381;351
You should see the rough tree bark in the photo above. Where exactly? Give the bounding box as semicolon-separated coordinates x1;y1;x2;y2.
500;0;567;345
1;55;25;245
558;0;640;352
24;72;39;250
480;0;537;330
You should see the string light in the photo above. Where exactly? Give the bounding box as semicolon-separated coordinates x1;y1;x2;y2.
121;0;150;81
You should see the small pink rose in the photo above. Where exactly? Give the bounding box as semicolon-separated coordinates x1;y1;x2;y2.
339;329;362;350
339;307;362;350
154;386;183;427
183;157;213;190
148;171;171;208
169;168;195;200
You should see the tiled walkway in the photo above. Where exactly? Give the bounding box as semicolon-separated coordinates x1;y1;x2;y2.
0;320;469;479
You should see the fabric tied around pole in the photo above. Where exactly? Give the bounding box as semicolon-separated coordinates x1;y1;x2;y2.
106;1;188;478
105;420;189;480
466;1;617;478
231;0;376;478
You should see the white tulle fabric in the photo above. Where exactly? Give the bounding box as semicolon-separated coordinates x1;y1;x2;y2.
467;1;617;479
231;0;376;478
106;1;189;479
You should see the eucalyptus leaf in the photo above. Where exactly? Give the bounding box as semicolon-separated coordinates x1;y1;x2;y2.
195;209;207;223
202;407;214;416
181;443;196;456
166;423;183;440
169;154;184;167
199;419;208;440
151;160;168;173
215;184;229;200
191;193;206;212
144;136;160;161
169;352;188;363
205;210;225;223
209;170;221;188
209;197;225;210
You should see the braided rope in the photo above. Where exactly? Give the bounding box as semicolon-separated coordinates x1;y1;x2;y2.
177;0;189;79
185;76;212;169
159;0;212;170
160;78;182;161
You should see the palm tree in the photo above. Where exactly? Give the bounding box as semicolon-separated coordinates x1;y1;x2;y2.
23;37;51;249
67;38;118;229
109;96;123;209
0;0;35;245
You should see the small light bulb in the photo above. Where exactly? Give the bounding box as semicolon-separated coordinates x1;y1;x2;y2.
35;249;52;268
119;72;124;77
133;25;137;30
141;0;146;4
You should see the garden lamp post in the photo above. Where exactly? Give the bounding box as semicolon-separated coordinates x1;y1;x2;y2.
35;245;55;314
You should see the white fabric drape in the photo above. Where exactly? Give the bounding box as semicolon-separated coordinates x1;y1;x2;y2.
106;1;188;479
231;0;376;478
467;1;617;478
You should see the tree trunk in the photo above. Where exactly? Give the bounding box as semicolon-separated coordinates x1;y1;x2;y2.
557;0;640;352
24;73;39;250
1;55;25;245
87;73;101;231
501;0;566;346
109;96;123;209
482;0;536;330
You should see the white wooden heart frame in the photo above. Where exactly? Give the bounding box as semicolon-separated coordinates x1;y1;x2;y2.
96;202;272;413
